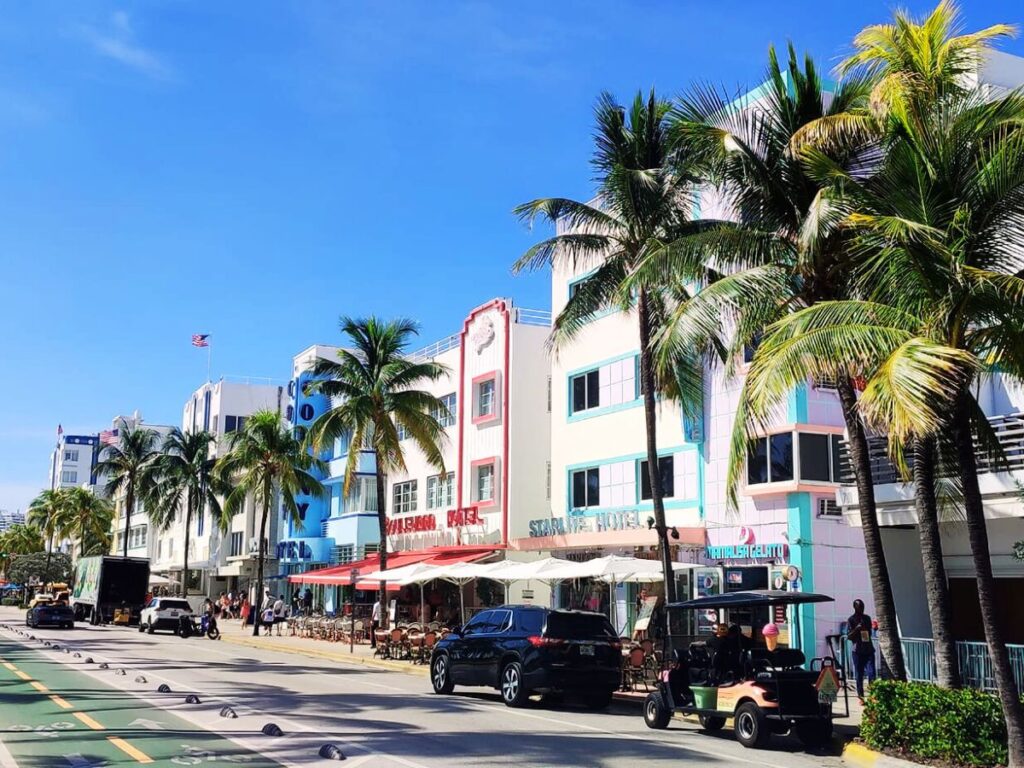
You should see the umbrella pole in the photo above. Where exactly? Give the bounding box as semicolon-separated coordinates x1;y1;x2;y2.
420;582;425;625
460;582;466;627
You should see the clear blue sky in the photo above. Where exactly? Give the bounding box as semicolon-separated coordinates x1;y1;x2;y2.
1;1;1022;512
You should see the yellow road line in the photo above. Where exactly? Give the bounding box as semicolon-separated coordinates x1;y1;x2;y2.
73;711;105;731
49;694;73;710
30;681;48;692
2;662;17;671
14;670;31;680
107;736;154;764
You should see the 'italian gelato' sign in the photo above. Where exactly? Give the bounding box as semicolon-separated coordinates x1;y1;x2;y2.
705;543;788;560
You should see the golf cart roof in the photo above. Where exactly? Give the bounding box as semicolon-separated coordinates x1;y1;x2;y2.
670;590;834;610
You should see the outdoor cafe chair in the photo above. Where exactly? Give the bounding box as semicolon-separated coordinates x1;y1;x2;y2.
352;619;365;644
389;627;407;660
419;630;438;664
373;629;389;658
427;621;441;632
624;647;649;692
408;628;424;662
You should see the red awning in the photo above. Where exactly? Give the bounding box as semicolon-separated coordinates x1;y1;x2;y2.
288;548;497;587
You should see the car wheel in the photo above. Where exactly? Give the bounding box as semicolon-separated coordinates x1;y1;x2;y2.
699;714;726;732
583;689;615;710
25;614;31;627
644;692;672;729
138;622;146;633
500;661;530;708
795;718;833;748
430;654;454;695
146;622;155;635
734;702;770;748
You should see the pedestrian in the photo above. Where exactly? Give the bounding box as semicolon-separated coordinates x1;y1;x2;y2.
302;587;313;616
239;596;250;630
370;598;381;648
273;594;286;636
847;599;876;703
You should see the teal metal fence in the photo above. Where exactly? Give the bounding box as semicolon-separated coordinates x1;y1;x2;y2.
896;637;1024;692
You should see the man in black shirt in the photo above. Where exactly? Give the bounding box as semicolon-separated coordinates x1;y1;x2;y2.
846;599;876;701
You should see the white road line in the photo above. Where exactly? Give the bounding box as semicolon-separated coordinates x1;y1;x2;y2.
0;734;19;768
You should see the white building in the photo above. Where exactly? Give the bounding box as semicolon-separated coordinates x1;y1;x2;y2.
289;298;553;617
149;378;286;597
0;510;26;533
48;433;101;492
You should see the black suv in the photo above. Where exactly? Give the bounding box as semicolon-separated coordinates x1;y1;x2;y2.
429;605;622;708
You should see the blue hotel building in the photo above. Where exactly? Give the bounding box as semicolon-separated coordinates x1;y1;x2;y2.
276;345;380;611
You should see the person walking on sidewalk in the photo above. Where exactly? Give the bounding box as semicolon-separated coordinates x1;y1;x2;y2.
273;594;286;636
239;596;250;630
847;599;876;703
370;599;381;648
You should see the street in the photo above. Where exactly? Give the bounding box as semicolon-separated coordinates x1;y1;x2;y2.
0;608;851;768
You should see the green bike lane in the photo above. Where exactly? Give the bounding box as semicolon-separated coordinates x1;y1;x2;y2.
0;635;281;767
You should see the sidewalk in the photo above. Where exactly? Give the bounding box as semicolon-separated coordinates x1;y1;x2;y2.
218;620;864;726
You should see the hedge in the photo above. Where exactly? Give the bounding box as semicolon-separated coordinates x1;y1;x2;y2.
861;680;1010;766
0;598;22;607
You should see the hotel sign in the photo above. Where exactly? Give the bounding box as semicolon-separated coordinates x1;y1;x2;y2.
528;510;642;538
705;543;788;560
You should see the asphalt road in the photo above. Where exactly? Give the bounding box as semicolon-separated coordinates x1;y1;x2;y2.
0;607;850;768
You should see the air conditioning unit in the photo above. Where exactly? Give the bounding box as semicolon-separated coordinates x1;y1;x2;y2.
818;498;841;518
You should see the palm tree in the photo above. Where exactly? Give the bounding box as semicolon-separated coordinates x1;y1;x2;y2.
151;429;225;596
216;410;325;636
28;489;66;576
58;488;113;558
512;90;705;604
2;524;45;556
95;421;160;558
306;317;449;623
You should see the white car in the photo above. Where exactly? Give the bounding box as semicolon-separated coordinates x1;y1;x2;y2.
139;597;193;634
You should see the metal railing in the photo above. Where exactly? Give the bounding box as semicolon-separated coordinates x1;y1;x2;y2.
409;333;460;362
513;307;553;326
839;411;1024;485
895;637;1024;692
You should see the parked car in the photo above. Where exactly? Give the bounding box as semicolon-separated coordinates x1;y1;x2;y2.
429;605;622;708
139;597;193;635
26;601;75;628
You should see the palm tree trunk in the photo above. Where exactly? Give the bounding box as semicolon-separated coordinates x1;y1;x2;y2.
375;451;389;630
253;481;270;637
836;379;906;680
122;484;134;558
45;533;53;578
911;436;960;688
637;289;676;606
953;397;1024;765
182;497;192;599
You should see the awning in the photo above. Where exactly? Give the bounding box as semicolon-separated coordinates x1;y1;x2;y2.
288;548;496;588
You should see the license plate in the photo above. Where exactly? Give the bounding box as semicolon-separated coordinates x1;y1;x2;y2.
580;644;595;656
170;611;178;617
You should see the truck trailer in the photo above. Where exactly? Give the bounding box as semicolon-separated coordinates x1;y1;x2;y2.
71;555;150;625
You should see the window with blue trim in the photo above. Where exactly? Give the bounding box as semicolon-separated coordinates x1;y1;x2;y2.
640;456;675;499
571;467;600;508
569;356;638;416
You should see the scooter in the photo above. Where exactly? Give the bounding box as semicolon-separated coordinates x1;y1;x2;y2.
177;613;221;640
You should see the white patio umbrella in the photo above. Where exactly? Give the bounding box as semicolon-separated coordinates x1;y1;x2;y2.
357;562;441;625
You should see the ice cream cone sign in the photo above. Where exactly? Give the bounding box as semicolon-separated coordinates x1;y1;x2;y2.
762;622;779;651
815;662;840;703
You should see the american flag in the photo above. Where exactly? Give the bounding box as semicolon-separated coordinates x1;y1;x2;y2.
192;334;210;348
99;429;119;446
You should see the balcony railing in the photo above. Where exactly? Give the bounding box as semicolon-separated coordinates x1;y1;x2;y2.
839;411;1024;485
409;333;460;362
513;307;552;326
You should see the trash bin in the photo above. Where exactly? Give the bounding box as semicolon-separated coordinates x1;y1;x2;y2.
691;686;719;710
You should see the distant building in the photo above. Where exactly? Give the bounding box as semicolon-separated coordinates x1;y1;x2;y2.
48;434;101;492
0;509;26;533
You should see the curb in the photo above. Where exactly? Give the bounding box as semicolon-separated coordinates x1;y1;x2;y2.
219;633;431;677
841;741;920;767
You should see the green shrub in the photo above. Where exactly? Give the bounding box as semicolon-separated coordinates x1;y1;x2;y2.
0;597;22;606
861;680;1010;766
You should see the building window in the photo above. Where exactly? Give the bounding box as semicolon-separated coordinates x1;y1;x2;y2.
392;480;418;514
476;464;495;504
572;369;600;413
571;467;600;509
64;449;79;462
224;416;247;433
640;456;676;500
743;333;762;364
798;433;843;483
229;532;244;557
747;432;794;485
433;393;457;428
427;472;454;510
129;525;147;549
396;422;410;441
336;544;354;564
61;470;77;484
477;379;496;419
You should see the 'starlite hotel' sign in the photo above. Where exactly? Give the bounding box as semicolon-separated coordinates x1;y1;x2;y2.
528;510;643;537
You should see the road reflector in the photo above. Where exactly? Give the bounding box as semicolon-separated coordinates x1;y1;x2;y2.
108;736;154;764
73;712;104;731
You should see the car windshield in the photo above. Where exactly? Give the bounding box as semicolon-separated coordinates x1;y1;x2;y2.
545;612;616;640
159;600;191;611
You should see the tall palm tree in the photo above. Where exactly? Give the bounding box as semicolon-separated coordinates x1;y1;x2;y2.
28;489;66;575
151;429;225;596
95;421;160;558
58;488;113;558
306;317;449;623
2;524;45;556
512;90;705;604
216;410;325;636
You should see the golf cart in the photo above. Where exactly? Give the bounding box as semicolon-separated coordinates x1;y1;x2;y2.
642;590;846;749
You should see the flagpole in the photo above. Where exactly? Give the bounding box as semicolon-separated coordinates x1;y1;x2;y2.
207;340;212;383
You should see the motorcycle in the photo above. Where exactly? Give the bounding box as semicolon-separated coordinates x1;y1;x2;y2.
177;613;221;640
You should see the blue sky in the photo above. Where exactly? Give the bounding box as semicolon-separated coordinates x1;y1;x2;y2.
1;1;1022;512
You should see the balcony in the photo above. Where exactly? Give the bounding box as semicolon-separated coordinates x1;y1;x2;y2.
839;412;1024;486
